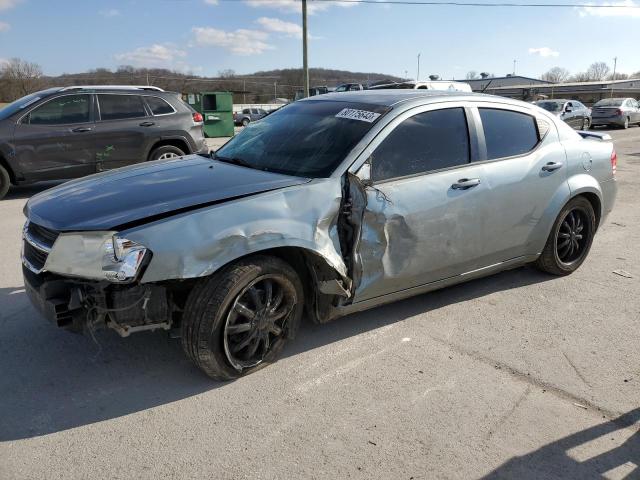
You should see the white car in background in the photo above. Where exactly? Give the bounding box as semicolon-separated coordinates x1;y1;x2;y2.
369;80;472;92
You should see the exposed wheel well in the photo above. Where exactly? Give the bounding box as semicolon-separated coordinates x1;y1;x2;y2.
576;192;601;230
148;139;190;160
0;155;16;184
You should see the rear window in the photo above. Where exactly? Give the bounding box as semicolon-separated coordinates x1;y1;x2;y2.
479;108;539;160
98;94;146;121
594;98;625;107
145;96;175;115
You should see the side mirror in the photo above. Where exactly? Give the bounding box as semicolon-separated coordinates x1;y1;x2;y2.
355;160;373;187
564;106;572;113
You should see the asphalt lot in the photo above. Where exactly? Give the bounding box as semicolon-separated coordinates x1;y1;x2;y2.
0;127;638;479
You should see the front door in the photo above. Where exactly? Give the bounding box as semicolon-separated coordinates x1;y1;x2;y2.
352;106;491;302
12;93;96;181
93;93;151;170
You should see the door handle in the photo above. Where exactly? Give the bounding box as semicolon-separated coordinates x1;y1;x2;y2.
139;121;155;127
542;161;563;172
71;127;92;133
452;178;481;190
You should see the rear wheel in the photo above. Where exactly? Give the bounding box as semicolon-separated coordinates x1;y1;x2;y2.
181;255;304;380
0;164;10;199
582;117;590;130
242;118;250;127
535;196;596;276
623;117;630;129
148;145;185;161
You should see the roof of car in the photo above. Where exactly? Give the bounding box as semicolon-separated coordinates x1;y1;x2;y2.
302;89;493;107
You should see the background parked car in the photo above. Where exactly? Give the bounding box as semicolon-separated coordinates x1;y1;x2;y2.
233;107;268;126
590;97;640;129
534;99;591;130
0;85;206;199
334;83;365;92
368;80;472;92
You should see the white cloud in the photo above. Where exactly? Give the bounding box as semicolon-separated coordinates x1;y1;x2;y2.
256;17;302;37
99;8;120;18
0;0;22;12
244;0;354;14
204;0;219;4
0;20;9;32
528;47;560;57
115;44;187;68
191;26;273;55
579;0;640;17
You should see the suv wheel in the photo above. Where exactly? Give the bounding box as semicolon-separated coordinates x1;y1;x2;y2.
0;164;10;200
242;118;250;127
535;196;596;276
181;255;304;380
148;145;185;161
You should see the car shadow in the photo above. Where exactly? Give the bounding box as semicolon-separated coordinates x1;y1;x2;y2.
4;181;65;200
481;408;640;479
0;265;553;441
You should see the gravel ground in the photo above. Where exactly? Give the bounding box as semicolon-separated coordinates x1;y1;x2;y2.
0;127;638;480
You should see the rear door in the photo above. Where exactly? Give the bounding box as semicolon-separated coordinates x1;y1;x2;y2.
473;104;569;264
12;93;96;181
353;105;491;302
93;93;151;170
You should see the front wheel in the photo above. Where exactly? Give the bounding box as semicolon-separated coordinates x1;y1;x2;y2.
181;255;304;380
623;117;630;129
535;196;596;276
241;118;250;127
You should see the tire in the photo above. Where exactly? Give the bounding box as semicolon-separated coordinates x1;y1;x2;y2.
623;117;629;129
181;255;304;380
582;117;590;130
148;145;185;161
535;196;596;276
241;118;250;127
0;164;10;200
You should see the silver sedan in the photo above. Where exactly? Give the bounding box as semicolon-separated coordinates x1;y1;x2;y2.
22;90;618;379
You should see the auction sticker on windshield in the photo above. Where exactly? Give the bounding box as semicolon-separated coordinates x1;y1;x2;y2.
335;108;381;123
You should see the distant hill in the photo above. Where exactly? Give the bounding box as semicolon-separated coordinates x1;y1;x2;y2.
1;66;404;104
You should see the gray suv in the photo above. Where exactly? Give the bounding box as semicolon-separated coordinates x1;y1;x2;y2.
0;86;206;199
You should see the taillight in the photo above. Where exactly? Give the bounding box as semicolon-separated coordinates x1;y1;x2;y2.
192;112;203;123
611;149;617;176
615;109;623;116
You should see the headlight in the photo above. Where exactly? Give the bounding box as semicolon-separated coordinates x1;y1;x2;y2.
103;236;150;283
44;231;151;283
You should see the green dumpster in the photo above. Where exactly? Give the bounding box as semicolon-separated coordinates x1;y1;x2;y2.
183;91;234;138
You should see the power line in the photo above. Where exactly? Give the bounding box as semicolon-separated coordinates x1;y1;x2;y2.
238;0;640;8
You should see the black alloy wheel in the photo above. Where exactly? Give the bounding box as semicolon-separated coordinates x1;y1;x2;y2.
223;274;297;371
556;208;591;266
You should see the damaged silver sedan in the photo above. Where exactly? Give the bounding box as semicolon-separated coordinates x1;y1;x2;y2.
22;90;617;379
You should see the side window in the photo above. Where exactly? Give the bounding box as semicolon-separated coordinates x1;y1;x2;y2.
27;95;90;125
243;109;250;114
145;96;175;115
372;108;470;182
479;108;539;160
98;94;147;121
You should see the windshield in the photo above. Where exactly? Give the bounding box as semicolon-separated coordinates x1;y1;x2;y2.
535;101;564;112
593;98;625;107
0;88;60;120
215;100;390;178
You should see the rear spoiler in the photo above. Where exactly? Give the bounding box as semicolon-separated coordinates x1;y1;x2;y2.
578;130;612;141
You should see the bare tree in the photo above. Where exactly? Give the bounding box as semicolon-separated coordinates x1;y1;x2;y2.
0;57;43;99
428;74;440;81
586;61;610;81
608;72;629;80
631;71;640;79
570;71;591;82
480;72;491;79
465;70;479;80
218;69;236;78
540;67;570;83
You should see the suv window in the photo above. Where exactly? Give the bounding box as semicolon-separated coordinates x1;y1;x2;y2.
98;94;147;121
146;96;175;115
479;108;539;160
27;94;90;125
372;108;470;182
243;109;250;114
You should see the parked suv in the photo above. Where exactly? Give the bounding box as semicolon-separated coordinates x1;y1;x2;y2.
590;97;640;129
0;86;206;199
234;107;268;126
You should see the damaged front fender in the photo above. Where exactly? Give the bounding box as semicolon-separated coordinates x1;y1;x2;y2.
122;179;350;285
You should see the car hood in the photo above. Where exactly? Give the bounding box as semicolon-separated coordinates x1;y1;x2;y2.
25;155;310;231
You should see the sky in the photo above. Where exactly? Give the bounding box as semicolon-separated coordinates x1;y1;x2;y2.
0;0;639;80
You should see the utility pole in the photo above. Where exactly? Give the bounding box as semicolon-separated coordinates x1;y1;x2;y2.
513;59;516;76
417;53;421;81
404;70;408;80
302;0;309;98
243;79;246;104
611;56;617;97
274;81;277;102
